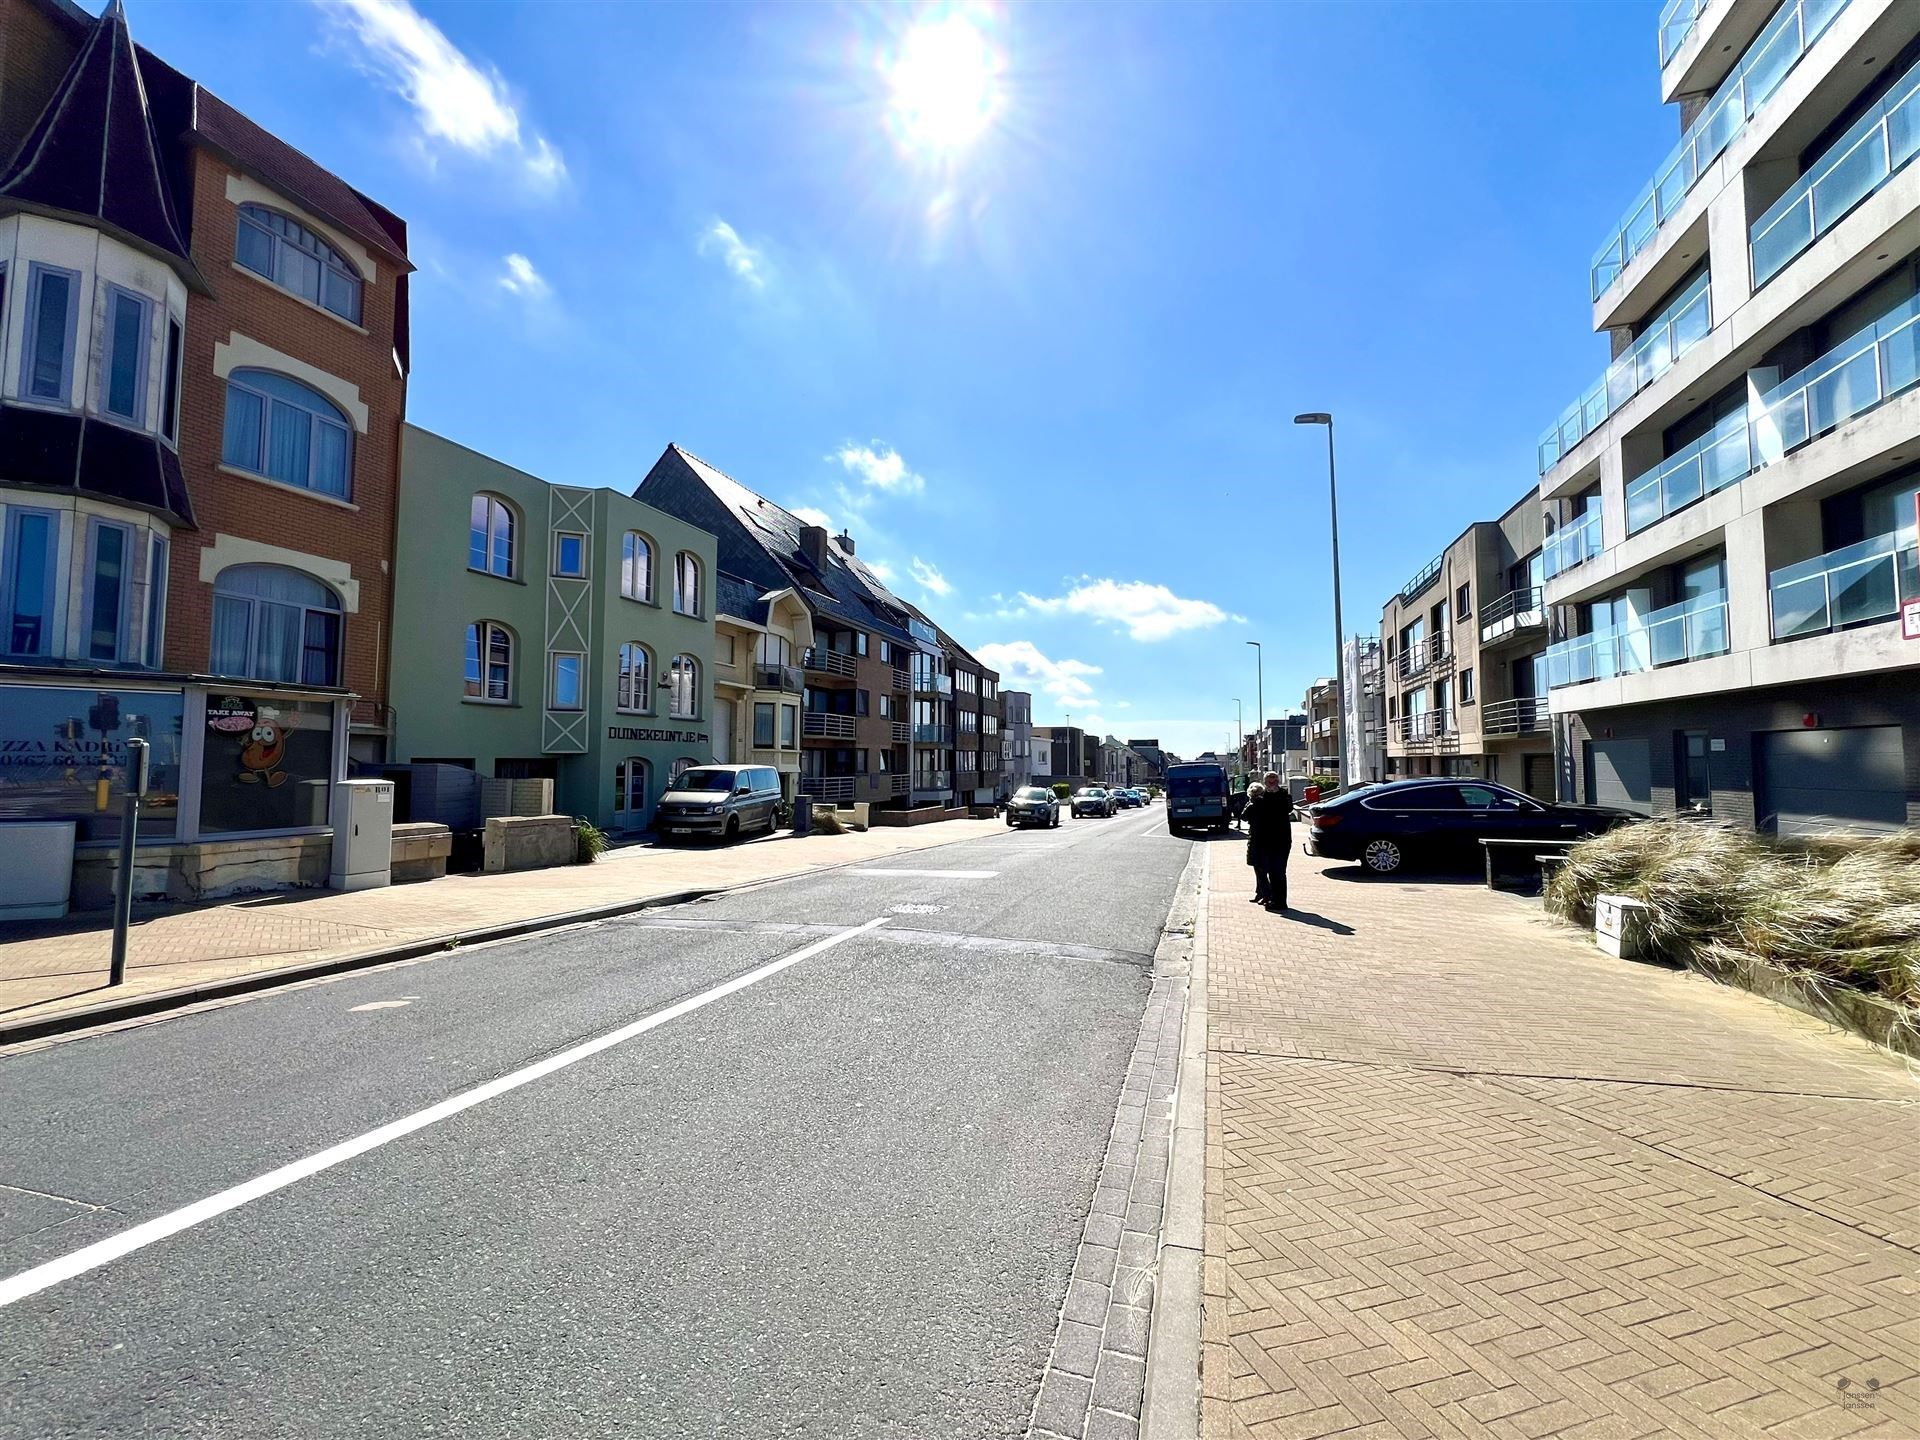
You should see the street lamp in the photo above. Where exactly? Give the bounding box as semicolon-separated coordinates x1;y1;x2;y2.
1294;412;1347;777
1234;698;1244;776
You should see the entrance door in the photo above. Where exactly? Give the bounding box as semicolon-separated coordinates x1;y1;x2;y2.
712;700;733;763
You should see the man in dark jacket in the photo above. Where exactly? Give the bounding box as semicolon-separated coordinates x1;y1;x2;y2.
1244;771;1292;912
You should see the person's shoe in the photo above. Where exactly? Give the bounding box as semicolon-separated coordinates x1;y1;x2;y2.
1248;895;1265;904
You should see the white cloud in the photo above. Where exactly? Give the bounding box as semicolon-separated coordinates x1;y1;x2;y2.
315;0;564;189
700;219;766;290
973;640;1101;709
834;441;924;494
792;506;834;530
909;557;952;596
1017;578;1242;643
864;559;898;584
496;252;550;300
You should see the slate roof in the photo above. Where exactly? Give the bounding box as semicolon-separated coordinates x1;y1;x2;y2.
0;0;198;283
0;404;195;526
634;445;916;643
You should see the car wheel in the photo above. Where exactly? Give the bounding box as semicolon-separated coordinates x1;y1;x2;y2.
1362;838;1404;875
1005;814;1015;827
724;816;740;843
1051;812;1060;828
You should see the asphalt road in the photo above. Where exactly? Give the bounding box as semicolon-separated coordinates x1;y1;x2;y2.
0;802;1189;1439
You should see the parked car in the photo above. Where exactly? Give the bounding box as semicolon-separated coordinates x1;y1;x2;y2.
1005;785;1061;829
1164;761;1230;833
1112;787;1142;809
1072;786;1116;818
656;764;785;842
1304;779;1636;875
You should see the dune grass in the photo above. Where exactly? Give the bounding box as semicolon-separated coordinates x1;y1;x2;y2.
1546;820;1919;1007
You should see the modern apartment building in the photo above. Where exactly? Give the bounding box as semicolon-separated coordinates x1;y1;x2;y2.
942;626;1003;808
1304;679;1341;778
1539;0;1920;832
1341;637;1388;786
1002;689;1034;791
1035;725;1094;789
1381;493;1554;798
0;0;410;903
388;427;719;835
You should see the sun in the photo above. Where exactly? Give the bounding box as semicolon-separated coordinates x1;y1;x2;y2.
885;12;1004;157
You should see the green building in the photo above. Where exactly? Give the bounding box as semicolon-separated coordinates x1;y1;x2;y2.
390;426;718;834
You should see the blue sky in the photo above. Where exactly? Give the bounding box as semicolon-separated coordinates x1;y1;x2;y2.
135;0;1677;760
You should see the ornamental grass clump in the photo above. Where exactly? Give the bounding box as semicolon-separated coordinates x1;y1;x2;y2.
1547;819;1920;1006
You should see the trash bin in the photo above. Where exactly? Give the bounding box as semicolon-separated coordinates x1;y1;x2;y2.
791;800;813;836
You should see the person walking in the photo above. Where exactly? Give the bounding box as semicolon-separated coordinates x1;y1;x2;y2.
1244;770;1292;912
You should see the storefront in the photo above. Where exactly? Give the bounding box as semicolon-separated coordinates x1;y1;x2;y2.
0;669;352;908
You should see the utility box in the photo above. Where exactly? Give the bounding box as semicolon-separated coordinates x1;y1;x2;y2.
1595;893;1652;960
330;779;395;892
0;820;76;920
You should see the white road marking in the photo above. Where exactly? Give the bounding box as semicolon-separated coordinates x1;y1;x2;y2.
349;1000;413;1012
855;869;997;879
0;915;891;1312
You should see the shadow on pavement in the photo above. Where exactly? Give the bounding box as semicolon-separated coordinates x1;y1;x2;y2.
1277;909;1355;935
1319;864;1481;887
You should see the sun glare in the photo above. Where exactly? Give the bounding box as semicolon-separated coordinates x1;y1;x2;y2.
886;12;1004;157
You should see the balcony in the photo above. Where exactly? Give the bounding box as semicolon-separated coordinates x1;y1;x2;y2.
1398;711;1458;752
1478;588;1546;645
1400;554;1442;602
798;775;854;805
1751;57;1920;290
1757;289;1920;457
912;673;953;696
1545;591;1731;688
755;663;804;693
1659;0;1708;64
1539;274;1712;474
913;771;952;793
913;723;953;744
1480;697;1551;737
890;720;910;744
1396;635;1453;683
803;647;857;682
1769;527;1919;639
892;666;910;693
802;712;856;741
1625;407;1756;535
1590;0;1849;299
1543;510;1603;580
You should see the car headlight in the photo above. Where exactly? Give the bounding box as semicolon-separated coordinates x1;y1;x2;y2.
704;803;725;815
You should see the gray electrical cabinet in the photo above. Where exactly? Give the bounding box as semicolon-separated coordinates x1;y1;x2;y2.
330;779;395;891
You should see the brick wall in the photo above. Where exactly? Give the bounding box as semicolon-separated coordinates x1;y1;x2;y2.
0;0;79;161
163;147;406;716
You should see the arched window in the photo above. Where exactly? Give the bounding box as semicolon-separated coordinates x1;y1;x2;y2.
222;369;353;498
469;494;516;578
211;564;342;685
670;756;698;782
669;653;700;719
673;551;702;616
622;531;655;602
235;204;364;323
465;621;513;701
614;757;650;823
616;642;653;712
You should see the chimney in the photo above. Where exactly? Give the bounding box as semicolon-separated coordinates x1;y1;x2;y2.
799;525;830;571
837;529;856;555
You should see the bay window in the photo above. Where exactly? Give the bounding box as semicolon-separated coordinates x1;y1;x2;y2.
102;285;151;424
25;263;78;404
2;507;59;657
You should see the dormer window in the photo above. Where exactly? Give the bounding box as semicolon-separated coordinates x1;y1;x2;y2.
235;203;363;324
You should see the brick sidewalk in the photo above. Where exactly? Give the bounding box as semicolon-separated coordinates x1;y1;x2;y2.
0;818;1004;1028
1202;844;1920;1439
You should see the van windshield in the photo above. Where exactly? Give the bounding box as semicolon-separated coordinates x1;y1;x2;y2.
673;769;736;793
1167;770;1224;798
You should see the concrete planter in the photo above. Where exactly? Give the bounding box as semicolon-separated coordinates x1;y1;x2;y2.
72;834;333;909
391;822;452;883
1690;951;1920;1060
482;815;578;873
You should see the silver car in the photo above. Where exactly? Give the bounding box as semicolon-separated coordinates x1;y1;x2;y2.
657;764;784;842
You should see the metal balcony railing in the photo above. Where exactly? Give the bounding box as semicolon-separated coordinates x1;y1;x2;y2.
798;775;855;804
1591;0;1848;299
802;712;856;740
1769;527;1920;639
1398;710;1458;751
1478;588;1545;644
1543;510;1603;580
891;666;910;693
1400;554;1443;602
803;648;857;680
1396;635;1452;682
1480;697;1551;737
890;720;910;744
1546;591;1731;688
755;663;804;693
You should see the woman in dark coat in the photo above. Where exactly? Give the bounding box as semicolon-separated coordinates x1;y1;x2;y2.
1244;771;1293;912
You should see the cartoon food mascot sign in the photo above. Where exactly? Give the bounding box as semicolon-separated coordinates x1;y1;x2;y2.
207;696;294;789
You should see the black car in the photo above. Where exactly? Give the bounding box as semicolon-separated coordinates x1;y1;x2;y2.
1304;779;1635;876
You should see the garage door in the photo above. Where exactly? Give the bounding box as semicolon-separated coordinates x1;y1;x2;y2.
1587;739;1651;814
1760;726;1906;837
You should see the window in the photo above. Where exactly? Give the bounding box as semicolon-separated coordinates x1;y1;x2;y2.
25;264;79;403
670;756;696;782
673;551;702;616
622;532;654;601
1455;582;1472;618
669;653;700;718
1459;668;1475;705
879;639;892;663
465;621;513;700
617;642;652;712
199;695;335;836
1676;731;1713;811
856;689;870;716
3;507;59;656
211;565;342;685
878;695;891;718
549;653;584;710
877;748;891;772
102;286;151;424
553;532;586;579
780;704;797;747
854;631;868;656
468;495;516;578
222;370;353;498
235;204;364;323
144;534;169;668
754;702;776;748
83;518;134;662
614;758;650;820
161;316;183;445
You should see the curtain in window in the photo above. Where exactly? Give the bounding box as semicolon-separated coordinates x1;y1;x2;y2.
211;595;252;675
222;386;264;469
236;218;275;276
670;655;698;718
313;421;350;497
254;602;302;681
266;402;311;486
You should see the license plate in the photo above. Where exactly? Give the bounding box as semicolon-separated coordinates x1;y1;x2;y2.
669;827;692;834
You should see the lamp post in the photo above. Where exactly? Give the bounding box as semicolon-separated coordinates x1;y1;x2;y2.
1294;412;1347;777
1245;639;1264;753
1234;698;1244;777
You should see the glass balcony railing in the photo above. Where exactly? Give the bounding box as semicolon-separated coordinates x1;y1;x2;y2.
1754;290;1920;456
1542;509;1603;580
1659;0;1708;65
1626;406;1757;535
1751;60;1920;289
1400;554;1442;601
912;723;952;744
1591;0;1849;299
1769;527;1919;639
1545;590;1731;688
1538;274;1712;474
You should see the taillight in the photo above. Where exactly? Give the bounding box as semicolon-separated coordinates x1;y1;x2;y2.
1312;812;1340;828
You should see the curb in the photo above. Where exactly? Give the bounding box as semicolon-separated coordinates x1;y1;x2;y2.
1142;842;1207;1440
0;823;1006;1049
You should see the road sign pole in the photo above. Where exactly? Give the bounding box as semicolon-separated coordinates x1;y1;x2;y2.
108;738;149;988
